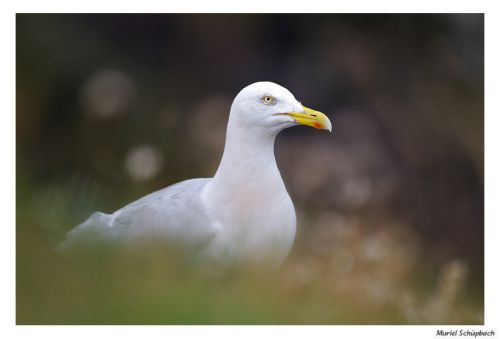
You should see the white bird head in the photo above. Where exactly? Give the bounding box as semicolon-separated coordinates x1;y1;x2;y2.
228;81;332;136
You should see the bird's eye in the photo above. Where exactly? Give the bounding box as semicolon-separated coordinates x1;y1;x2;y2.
261;95;276;105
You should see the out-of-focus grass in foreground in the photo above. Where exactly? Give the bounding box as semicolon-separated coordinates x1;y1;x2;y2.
17;178;483;325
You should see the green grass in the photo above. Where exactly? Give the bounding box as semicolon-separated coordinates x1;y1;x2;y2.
16;178;483;325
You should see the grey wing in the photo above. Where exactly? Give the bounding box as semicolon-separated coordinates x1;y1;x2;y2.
62;178;217;251
60;211;116;249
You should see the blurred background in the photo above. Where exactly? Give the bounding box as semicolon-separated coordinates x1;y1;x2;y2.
16;14;484;324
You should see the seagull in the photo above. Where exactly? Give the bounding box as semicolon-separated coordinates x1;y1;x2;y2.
62;81;332;266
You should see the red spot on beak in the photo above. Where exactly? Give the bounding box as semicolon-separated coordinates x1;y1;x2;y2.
314;122;322;129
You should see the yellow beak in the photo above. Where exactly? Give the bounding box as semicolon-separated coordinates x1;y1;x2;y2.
277;106;332;132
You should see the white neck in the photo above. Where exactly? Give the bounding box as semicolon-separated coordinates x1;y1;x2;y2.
211;117;281;191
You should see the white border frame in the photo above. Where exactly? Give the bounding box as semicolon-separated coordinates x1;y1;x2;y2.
2;1;497;339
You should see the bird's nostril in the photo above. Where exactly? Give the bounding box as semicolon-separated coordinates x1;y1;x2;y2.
310;114;317;117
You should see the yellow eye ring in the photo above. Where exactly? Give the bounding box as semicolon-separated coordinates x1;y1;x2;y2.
261;95;276;105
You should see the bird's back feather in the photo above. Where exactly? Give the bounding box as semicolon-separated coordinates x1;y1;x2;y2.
61;178;217;251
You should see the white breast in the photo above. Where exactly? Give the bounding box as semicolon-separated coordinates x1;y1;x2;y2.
201;173;296;266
